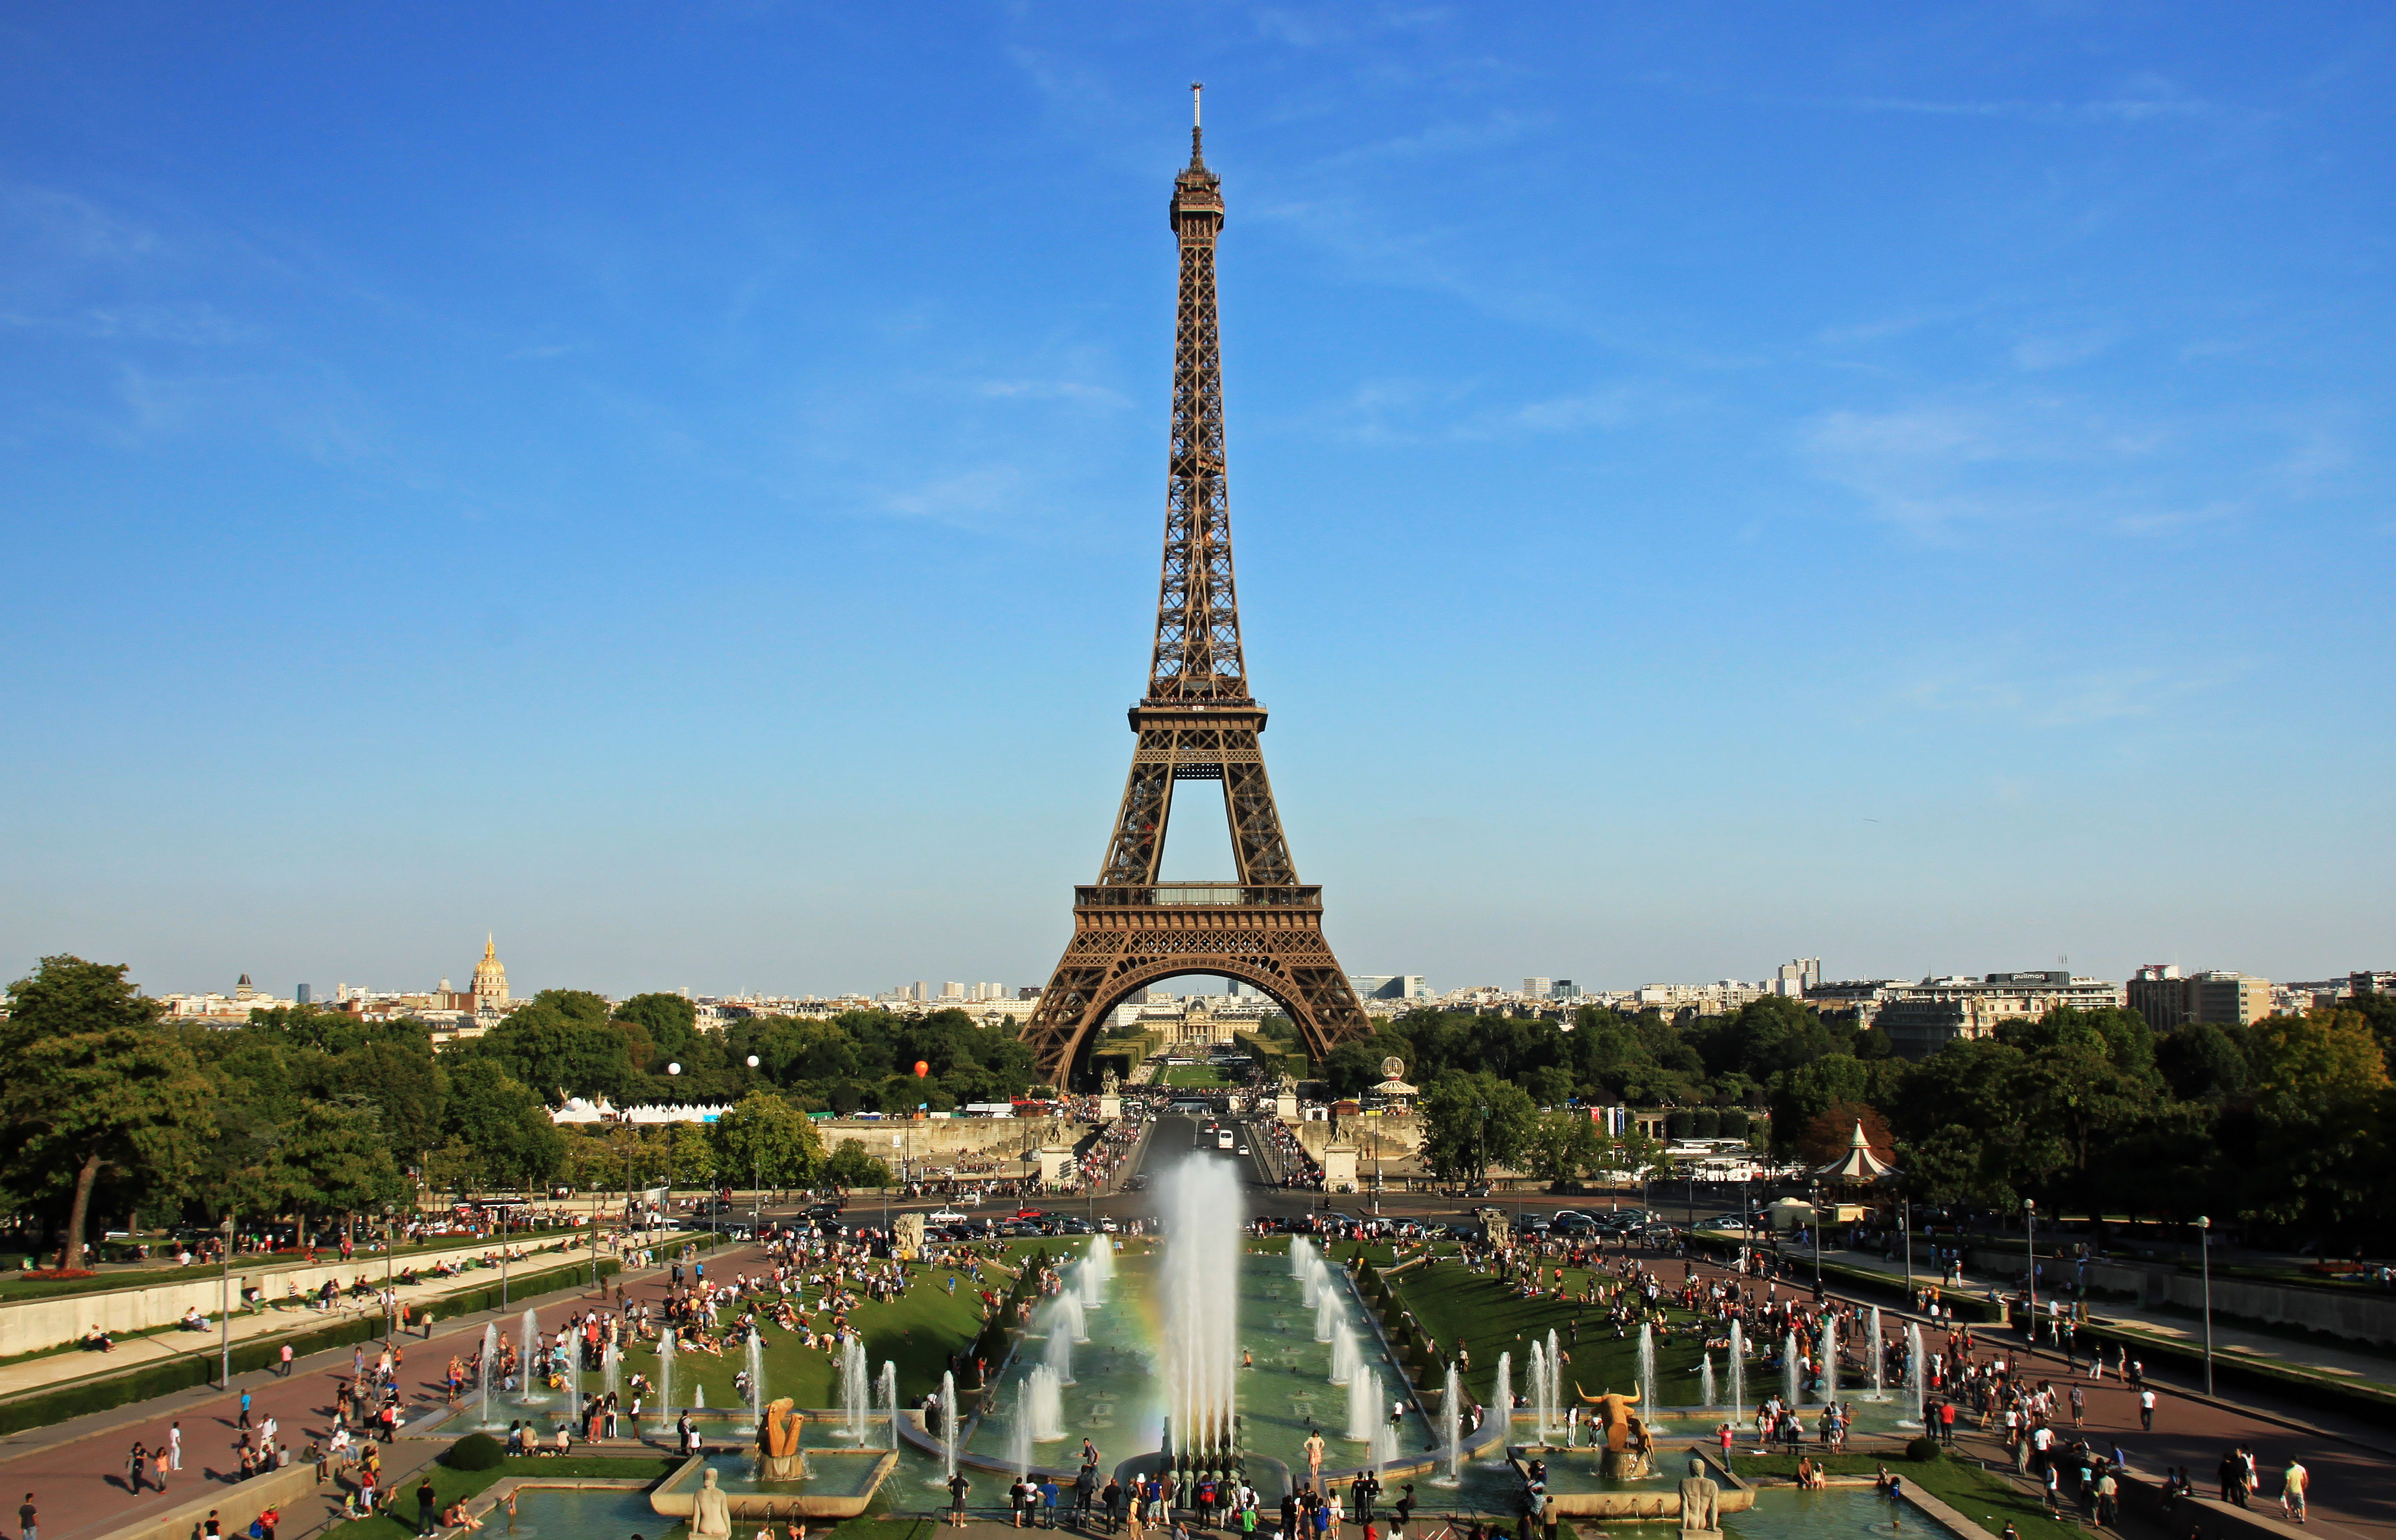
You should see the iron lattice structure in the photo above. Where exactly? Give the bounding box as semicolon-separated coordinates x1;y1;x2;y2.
1021;97;1372;1087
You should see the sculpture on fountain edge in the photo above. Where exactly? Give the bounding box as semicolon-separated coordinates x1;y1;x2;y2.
1678;1456;1723;1538
691;1466;735;1539
1575;1385;1654;1480
758;1398;808;1482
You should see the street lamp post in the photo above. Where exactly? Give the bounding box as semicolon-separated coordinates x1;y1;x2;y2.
1901;1195;1913;1303
218;1216;234;1388
1810;1182;1823;1297
2024;1199;2038;1344
2198;1215;2214;1396
382;1205;395;1336
666;1062;682;1259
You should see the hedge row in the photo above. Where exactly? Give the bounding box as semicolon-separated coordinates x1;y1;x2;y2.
0;1256;618;1438
1355;1256;1441;1388
967;1248;1053;1386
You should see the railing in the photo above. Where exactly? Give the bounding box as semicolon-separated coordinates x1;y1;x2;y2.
1074;883;1321;908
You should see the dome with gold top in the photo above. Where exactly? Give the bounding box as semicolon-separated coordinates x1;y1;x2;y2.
471;934;509;1007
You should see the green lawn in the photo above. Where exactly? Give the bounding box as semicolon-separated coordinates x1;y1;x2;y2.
1158;1065;1231;1087
1733;1453;2083;1540
635;1242;1061;1409
1384;1254;1715;1410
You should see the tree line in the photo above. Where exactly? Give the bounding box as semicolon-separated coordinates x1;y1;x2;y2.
1;956;1038;1272
1331;994;2396;1251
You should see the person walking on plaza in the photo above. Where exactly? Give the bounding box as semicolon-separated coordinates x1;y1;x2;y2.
280;1343;294;1377
16;1493;32;1540
2280;1459;2308;1526
126;1444;147;1497
169;1423;182;1473
2139;1387;2156;1431
151;1445;168;1496
237;1390;253;1430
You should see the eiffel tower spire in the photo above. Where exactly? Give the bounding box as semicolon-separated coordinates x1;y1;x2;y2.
1153;79;1241;704
1019;100;1370;1086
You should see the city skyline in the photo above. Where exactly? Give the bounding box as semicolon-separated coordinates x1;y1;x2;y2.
5;8;2391;996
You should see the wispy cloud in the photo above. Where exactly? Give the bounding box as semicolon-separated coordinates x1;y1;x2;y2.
975;380;1131;409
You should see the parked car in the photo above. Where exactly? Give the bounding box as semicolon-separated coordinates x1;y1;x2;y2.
926;1208;970;1224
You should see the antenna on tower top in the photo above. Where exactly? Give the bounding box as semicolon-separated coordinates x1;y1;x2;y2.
1190;82;1205;163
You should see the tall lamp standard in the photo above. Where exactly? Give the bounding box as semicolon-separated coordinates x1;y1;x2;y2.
745;1056;764;1233
1810;1181;1823;1297
1901;1194;1914;1304
666;1062;682;1249
2024;1199;2038;1345
218;1221;233;1389
2198;1215;2215;1395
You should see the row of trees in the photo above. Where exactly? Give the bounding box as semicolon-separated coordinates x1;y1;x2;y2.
1365;995;2396;1250
0;957;936;1272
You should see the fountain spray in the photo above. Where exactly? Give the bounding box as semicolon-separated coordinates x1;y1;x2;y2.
1010;1381;1034;1477
746;1332;767;1408
1029;1364;1066;1441
1527;1341;1547;1443
1636;1325;1656;1421
603;1340;622;1407
881;1360;900;1451
1493;1351;1513;1440
1314;1284;1337;1344
1346;1366;1380;1443
941;1369;960;1479
479;1322;498;1427
657;1334;676;1429
1823;1313;1839;1404
1905;1322;1926;1428
1727;1321;1744;1423
1869;1306;1885;1396
1782;1329;1799;1409
1701;1353;1716;1408
1545;1330;1562;1437
1059;1288;1088;1345
1330;1321;1356;1386
1046;1304;1076;1385
1158;1156;1241;1472
1289;1236;1314;1279
1441;1363;1463;1483
841;1335;870;1438
517;1309;541;1404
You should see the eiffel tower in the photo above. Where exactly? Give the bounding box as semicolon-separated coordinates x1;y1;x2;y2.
1021;89;1372;1087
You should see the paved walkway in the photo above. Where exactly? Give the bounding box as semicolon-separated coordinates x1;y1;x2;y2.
0;1242;759;1540
0;1242;608;1404
1797;1240;2396;1390
1666;1247;2396;1540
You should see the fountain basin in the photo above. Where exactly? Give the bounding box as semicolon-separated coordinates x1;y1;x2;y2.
1512;1446;1753;1519
650;1448;896;1520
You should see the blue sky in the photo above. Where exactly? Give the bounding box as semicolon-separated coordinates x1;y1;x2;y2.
4;4;2390;1000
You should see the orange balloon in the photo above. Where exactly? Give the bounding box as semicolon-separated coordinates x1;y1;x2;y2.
914;1060;930;1077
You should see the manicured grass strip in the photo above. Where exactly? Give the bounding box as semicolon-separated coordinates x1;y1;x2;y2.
1158;1065;1232;1087
634;1242;1059;1410
1377;1256;1712;1408
1734;1453;2079;1540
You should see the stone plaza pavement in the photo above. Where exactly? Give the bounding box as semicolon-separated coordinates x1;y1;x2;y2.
0;1243;745;1540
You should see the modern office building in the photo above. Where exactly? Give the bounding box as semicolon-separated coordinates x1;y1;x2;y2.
2130;965;2272;1032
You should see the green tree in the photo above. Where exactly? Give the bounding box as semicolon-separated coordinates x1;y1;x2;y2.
272;1099;407;1234
1526;1110;1600;1186
441;1059;566;1192
1416;1070;1536;1185
1;957;212;1269
822;1138;892;1189
710;1090;825;1189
